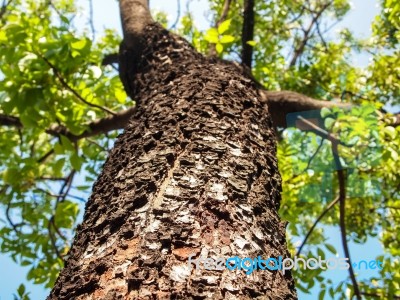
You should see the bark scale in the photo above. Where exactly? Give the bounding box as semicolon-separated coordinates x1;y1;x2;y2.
48;22;297;300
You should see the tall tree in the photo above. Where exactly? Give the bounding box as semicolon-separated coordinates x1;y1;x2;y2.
1;0;399;299
48;0;298;298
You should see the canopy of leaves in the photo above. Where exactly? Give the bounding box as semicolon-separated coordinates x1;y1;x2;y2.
0;0;399;299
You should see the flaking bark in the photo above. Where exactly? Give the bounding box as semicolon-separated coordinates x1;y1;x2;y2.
48;23;297;300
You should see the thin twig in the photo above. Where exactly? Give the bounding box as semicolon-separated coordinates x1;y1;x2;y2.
289;136;326;181
297;116;348;146
6;197;20;234
315;19;328;50
287;5;306;24
88;0;95;40
47;170;75;258
1;106;136;142
303;137;325;173
208;0;233;56
48;221;63;259
87;138;108;152
216;0;233;27
0;0;13;20
44;105;135;141
36;188;87;203
321;19;341;35
38;149;55;163
56;170;75;204
50;216;67;241
169;0;181;30
40;55;116;115
38;176;67;181
289;1;332;67
296;196;339;256
48;0;63;20
332;142;361;300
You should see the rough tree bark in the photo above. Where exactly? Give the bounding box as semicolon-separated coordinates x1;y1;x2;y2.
48;1;297;299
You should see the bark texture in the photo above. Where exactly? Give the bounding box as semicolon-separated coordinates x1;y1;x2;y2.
48;23;297;299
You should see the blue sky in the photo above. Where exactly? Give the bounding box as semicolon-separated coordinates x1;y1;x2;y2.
0;1;381;299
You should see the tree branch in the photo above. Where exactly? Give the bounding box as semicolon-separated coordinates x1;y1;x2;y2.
289;2;331;67
0;114;22;127
169;0;181;30
241;0;255;68
332;143;361;300
119;0;153;48
0;0;13;20
48;220;63;260
45;106;136;142
38;149;55;163
259;90;350;128
102;53;119;66
6;196;21;234
296;116;348;146
216;0;233;27
391;112;400;127
40;55;116;115
296;196;339;256
0;107;136;141
2;91;399;141
301;137;325;174
315;19;328;51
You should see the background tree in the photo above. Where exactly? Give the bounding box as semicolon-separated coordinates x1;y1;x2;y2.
0;0;399;299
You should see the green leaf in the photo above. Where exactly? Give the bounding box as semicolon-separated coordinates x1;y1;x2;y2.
55;200;79;228
0;30;6;42
204;28;219;43
360;105;376;117
60;135;75;152
71;50;80;58
321;107;331;118
217;19;231;34
2;168;19;185
317;247;325;259
318;289;326;300
390;148;399;161
384;126;396;139
17;284;25;297
219;35;235;44
70;152;83;171
325;243;337;254
21;260;31;266
216;43;223;54
324;117;335;129
53;158;66;177
71;39;87;50
54;142;64;155
115;89;127;104
246;40;256;46
329;287;335;298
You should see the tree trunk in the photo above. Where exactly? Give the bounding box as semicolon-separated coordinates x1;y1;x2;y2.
48;21;297;300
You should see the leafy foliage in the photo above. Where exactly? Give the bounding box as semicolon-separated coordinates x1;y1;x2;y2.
0;0;399;299
0;0;125;291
